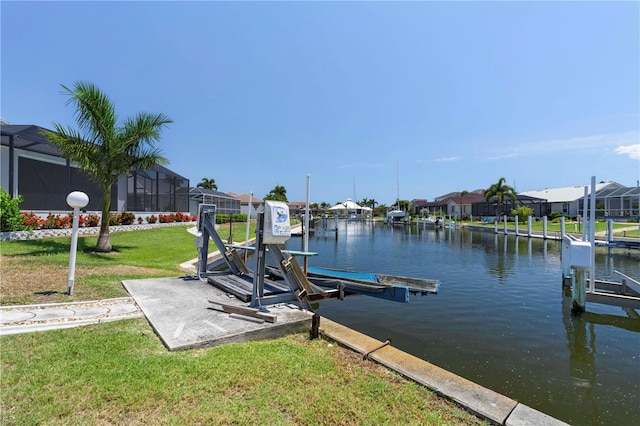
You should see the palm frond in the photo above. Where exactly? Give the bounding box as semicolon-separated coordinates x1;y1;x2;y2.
62;82;116;146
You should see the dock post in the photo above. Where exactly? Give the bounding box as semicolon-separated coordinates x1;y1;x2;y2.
527;215;532;237
571;269;586;312
503;215;508;235
607;219;613;244
543;216;548;239
560;216;565;240
515;218;519;236
561;236;571;283
494;220;498;234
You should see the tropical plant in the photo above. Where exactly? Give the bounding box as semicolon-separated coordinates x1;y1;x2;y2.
511;205;534;223
484;177;517;219
197;177;217;190
264;185;287;202
44;81;172;252
1;188;25;232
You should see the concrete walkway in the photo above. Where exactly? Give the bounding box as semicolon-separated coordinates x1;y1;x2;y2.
0;297;143;336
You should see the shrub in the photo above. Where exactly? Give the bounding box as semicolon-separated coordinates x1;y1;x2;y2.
20;211;44;230
85;214;100;227
158;214;170;223
137;216;144;224
109;213;119;226
120;211;136;225
147;215;157;224
68;211;87;227
1;188;25;231
174;212;190;222
547;211;565;221
232;213;247;222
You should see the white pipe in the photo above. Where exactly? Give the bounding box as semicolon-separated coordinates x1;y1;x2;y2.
304;174;310;253
582;186;588;241
244;191;252;245
589;176;596;292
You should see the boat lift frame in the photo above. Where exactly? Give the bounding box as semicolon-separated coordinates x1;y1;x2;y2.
195;207;421;311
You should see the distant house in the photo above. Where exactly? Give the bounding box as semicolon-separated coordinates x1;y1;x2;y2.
411;190;485;218
226;192;263;218
1;123;189;213
188;187;240;216
519;182;623;217
287;201;307;217
471;194;548;218
445;193;486;218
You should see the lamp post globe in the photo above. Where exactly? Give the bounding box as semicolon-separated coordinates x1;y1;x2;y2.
66;191;89;209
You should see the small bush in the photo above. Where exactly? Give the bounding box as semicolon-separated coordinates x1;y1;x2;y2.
20;212;44;230
137;216;144;224
1;188;25;231
120;211;136;225
547;211;566;221
85;214;100;227
109;213;118;226
147;215;158;224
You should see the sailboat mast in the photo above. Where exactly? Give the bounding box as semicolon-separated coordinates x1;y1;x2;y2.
396;160;400;208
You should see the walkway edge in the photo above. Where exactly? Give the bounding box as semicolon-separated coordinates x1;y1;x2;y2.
319;318;568;426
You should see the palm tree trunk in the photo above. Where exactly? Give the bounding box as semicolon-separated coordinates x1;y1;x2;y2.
96;187;112;252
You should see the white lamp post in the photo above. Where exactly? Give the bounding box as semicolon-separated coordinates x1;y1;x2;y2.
66;191;89;295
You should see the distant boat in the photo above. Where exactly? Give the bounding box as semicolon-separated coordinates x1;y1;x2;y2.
306;266;439;294
422;216;437;225
384;209;407;224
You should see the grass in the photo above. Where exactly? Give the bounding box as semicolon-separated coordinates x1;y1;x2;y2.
1;224;487;425
1;320;484;425
0;223;256;305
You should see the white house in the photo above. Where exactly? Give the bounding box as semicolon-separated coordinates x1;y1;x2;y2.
519;182;623;217
226;192;263;218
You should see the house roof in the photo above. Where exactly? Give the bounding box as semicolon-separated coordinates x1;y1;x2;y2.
1;124;61;157
226;192;264;203
1;123;188;180
446;193;486;204
190;187;239;200
519;182;623;203
329;198;372;211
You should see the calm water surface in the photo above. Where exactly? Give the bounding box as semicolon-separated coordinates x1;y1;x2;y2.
288;221;640;426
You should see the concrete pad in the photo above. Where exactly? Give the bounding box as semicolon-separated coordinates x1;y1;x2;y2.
320;318;518;425
506;403;570;426
0;311;36;324
122;277;312;351
31;308;76;321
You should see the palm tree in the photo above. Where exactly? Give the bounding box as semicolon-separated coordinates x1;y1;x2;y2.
44;81;172;252
484;177;517;220
197;177;217;190
264;184;287;202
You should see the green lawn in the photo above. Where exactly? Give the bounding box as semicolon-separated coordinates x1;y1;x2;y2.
1;223;256;305
0;225;486;425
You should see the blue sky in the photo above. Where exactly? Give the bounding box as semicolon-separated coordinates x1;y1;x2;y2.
2;1;639;205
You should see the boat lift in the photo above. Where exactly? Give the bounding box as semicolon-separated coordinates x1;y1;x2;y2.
194;201;438;313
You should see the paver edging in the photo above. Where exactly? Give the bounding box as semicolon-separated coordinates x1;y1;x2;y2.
319;317;568;426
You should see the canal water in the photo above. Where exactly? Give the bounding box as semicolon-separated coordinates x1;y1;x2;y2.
291;221;639;426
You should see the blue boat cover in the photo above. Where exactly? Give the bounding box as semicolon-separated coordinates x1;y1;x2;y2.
306;266;380;283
